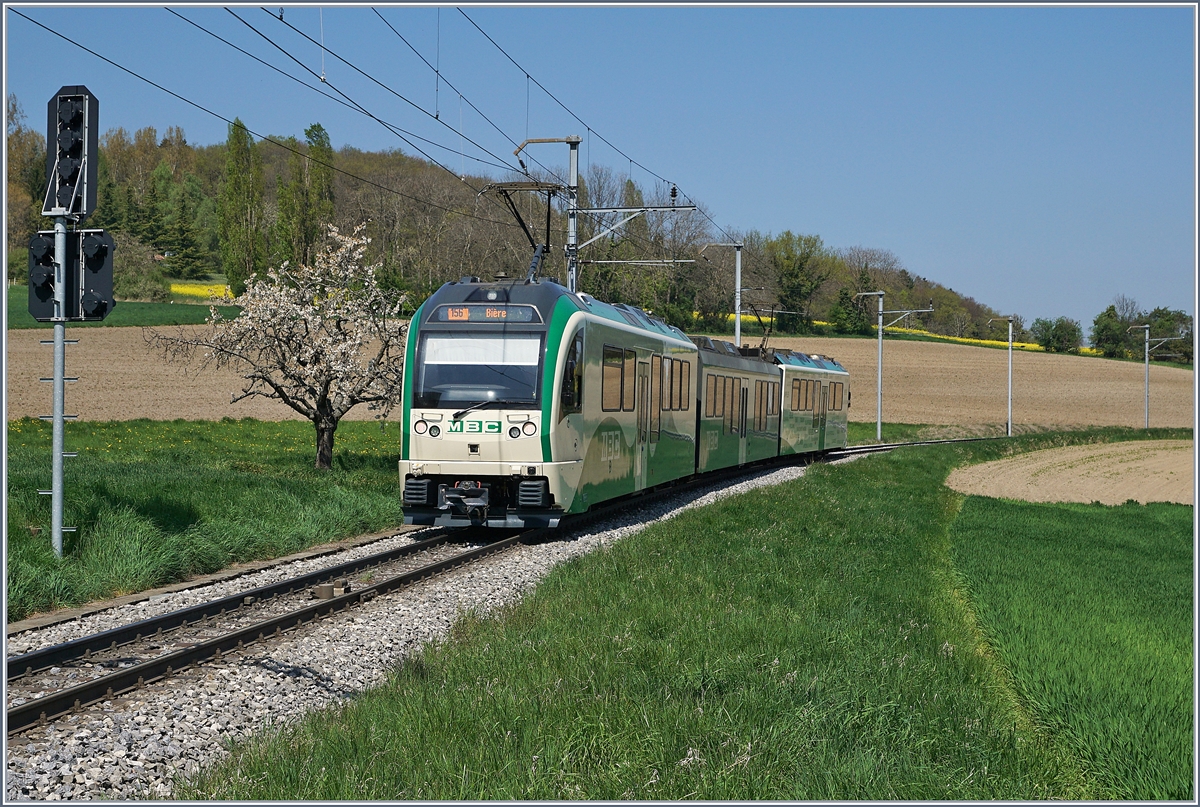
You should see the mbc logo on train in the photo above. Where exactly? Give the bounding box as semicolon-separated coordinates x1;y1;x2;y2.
447;421;502;434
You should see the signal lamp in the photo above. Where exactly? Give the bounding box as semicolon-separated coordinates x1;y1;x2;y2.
428;425;441;438
521;421;537;436
413;419;428;435
509;426;521;439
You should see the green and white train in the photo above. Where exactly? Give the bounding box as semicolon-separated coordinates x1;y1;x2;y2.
400;275;850;528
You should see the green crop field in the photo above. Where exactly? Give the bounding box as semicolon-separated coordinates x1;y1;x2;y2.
6;291;239;329
171;428;1191;800
5;418;403;621
951;496;1192;799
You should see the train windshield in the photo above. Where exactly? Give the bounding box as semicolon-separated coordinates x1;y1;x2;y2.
415;332;543;408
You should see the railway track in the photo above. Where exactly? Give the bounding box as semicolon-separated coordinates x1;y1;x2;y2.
6;530;524;735
5;435;996;737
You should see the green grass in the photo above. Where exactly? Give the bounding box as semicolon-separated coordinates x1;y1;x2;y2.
950;496;1193;799
5;418;403;621
7;289;239;329
178;427;1190;800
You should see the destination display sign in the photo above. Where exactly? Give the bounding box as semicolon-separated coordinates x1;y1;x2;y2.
433;304;540;323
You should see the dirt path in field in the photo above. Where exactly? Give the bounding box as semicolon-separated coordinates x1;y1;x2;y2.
4;327;1195;430
944;440;1195;505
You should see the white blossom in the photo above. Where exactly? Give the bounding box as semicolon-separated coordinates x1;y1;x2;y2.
148;224;408;468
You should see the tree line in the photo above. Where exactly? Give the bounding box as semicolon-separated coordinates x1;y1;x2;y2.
1030;295;1192;363
6;93;1191;361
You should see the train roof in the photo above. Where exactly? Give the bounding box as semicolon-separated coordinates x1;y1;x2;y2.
768;348;848;374
419;276;693;344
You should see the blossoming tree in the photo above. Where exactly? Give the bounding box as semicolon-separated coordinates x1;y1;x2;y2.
149;224;407;469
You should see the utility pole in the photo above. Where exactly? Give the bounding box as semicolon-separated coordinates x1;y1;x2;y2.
855;292;934;441
988;316;1017;436
1127;324;1185;429
512;136;582;291
700;242;744;345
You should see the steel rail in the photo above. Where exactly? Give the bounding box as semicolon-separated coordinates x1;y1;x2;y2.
7;531;455;681
825;436;1000;460
7;533;522;735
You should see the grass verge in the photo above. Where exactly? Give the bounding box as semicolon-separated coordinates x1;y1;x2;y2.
5;418;402;621
950;496;1193;799
179;427;1188;799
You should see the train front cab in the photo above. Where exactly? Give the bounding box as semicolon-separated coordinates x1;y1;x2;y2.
399;278;583;528
400;278;700;528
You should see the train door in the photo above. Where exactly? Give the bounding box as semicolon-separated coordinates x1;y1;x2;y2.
738;383;749;465
817;383;829;451
635;362;650;489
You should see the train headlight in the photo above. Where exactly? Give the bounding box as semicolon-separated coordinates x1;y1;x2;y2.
508;426;521;439
521;421;537;436
414;419;429;435
428;425;441;438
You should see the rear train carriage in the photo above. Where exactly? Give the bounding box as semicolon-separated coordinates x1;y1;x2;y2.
773;349;850;454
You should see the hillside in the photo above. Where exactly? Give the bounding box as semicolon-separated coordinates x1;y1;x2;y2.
8;95;1019;341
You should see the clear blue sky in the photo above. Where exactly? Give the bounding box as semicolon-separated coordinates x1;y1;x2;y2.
5;3;1195;330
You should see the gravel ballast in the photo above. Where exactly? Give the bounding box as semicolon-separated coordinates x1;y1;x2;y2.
4;461;833;801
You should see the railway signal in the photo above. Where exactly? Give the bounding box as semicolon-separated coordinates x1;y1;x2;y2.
43;86;99;218
78;230;116;321
33;85;103;559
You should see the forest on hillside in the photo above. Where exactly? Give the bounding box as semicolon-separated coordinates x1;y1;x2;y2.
7;92;1187;356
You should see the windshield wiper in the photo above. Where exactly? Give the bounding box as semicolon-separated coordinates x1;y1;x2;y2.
451;399;527;420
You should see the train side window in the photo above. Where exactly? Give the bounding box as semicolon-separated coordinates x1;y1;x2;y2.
715;376;725;419
601;345;623;411
650;356;662;437
804;379;814;411
723;377;734;433
705;373;716;417
622;349;636;411
672;360;681;410
560;332;584;419
661;357;673;411
791;378;800;411
769;381;779;416
832;382;844;410
681;361;691;411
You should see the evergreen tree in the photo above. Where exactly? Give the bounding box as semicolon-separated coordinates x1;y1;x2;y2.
165;188;208;279
829;287;870;335
217;118;265;295
271;124;336;270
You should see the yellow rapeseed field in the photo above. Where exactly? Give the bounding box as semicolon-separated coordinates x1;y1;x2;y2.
171;283;233;300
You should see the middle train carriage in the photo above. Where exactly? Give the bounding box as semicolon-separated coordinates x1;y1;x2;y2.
399;275;850;528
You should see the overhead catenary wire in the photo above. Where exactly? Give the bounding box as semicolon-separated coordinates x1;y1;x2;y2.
259;7;530;181
9;8;520;231
165;9;512;173
230;8;491;193
458;8;676;191
369;8;567;186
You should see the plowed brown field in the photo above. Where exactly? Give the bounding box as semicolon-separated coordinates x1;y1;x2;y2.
945;439;1194;505
4;327;1195;430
